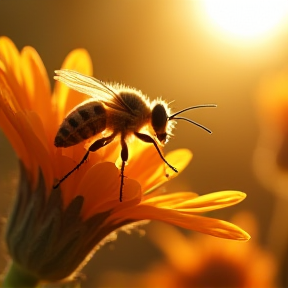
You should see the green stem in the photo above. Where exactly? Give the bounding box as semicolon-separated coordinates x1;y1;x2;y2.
2;262;39;288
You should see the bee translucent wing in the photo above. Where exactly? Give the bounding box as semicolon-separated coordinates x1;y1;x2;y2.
54;69;133;113
55;69;116;101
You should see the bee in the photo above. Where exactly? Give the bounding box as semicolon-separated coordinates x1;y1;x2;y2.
53;69;216;201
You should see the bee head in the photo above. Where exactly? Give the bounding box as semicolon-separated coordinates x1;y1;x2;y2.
151;102;217;144
151;103;168;144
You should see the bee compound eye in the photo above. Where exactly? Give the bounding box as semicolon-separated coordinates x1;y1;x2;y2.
152;104;167;131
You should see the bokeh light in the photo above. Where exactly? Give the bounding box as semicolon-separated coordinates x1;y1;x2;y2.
201;0;288;41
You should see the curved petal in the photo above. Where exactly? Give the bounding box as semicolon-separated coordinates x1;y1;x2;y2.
143;148;193;193
0;41;54;188
0;89;52;189
165;148;193;177
17;111;54;190
123;139;165;188
143;192;198;207
20;46;54;141
124;135;192;193
0;78;30;170
168;191;247;212
0;37;21;78
115;205;250;241
0;37;27;110
0;70;21;112
75;162;141;220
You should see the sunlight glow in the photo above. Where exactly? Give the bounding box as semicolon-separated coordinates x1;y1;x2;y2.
202;1;288;40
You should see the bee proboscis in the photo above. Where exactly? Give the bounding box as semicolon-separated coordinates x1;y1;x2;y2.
53;69;216;201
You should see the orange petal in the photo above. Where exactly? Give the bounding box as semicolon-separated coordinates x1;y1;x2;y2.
170;191;246;212
142;149;193;194
53;49;93;123
116;205;250;240
143;192;198;207
17;111;54;190
0;37;28;110
125;135;192;192
0;70;21;113
0;88;30;171
124;140;165;188
74;162;141;220
53;154;83;206
165;148;193;177
20;46;54;140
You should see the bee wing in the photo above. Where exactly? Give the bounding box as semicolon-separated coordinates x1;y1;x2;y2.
54;69;132;113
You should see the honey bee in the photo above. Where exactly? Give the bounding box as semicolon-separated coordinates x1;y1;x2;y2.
53;69;216;201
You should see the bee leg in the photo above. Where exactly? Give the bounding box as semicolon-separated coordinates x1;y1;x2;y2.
134;132;178;173
88;133;116;152
53;133;116;189
53;150;90;189
119;138;128;202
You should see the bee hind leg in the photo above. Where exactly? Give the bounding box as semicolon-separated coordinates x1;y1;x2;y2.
88;132;117;152
53;150;90;189
53;133;116;189
119;138;128;202
134;132;178;173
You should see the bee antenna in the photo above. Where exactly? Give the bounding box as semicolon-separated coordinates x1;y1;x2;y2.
168;104;217;119
171;117;213;134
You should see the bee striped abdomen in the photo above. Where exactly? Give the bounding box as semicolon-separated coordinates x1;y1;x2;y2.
55;101;106;148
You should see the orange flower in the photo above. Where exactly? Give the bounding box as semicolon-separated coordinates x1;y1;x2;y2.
0;37;249;285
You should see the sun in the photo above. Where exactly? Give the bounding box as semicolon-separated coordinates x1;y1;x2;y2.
201;0;288;40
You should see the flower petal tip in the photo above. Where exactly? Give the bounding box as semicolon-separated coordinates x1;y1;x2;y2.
238;231;251;241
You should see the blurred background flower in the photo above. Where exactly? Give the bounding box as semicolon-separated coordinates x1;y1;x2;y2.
1;0;288;287
254;67;288;194
254;61;288;286
96;212;277;288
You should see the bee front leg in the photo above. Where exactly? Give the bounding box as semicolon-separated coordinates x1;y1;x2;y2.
120;138;128;202
134;132;178;173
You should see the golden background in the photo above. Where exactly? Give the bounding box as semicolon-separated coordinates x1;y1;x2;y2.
1;1;288;287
